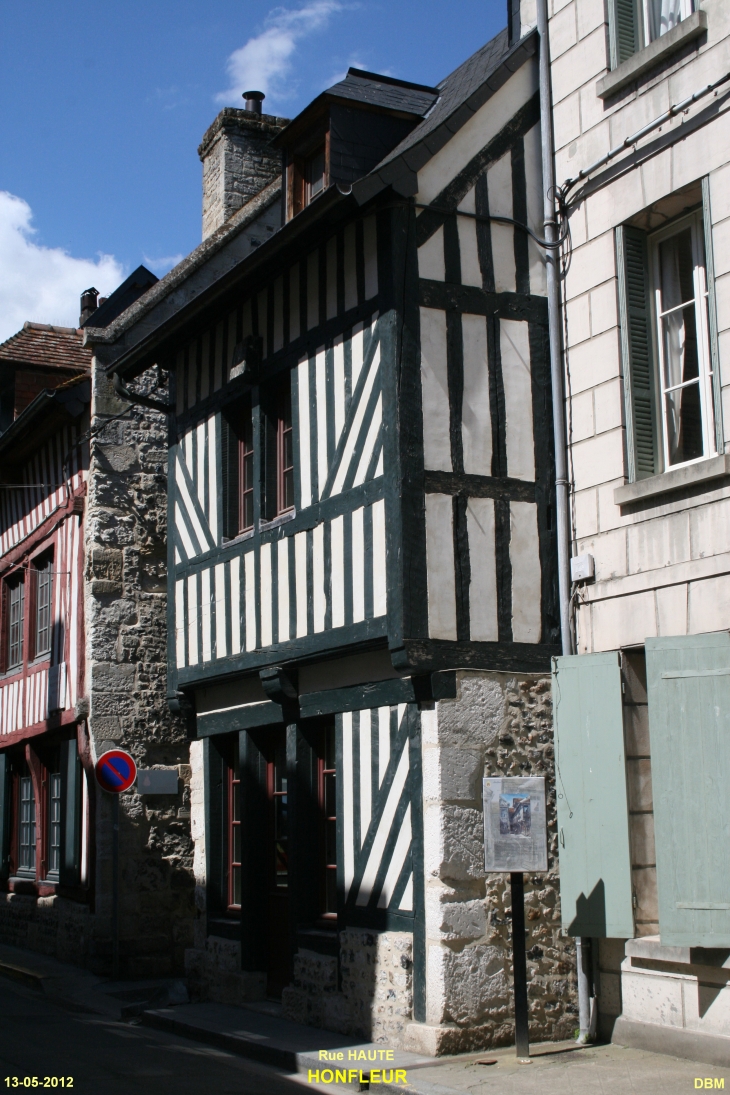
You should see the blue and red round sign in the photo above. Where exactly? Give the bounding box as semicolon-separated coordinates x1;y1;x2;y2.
95;750;137;794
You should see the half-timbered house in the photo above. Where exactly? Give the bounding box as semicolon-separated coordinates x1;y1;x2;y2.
0;282;195;977
89;4;578;1051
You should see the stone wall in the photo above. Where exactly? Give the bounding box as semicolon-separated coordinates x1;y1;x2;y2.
83;362;195;976
198;109;287;240
282;932;413;1043
405;670;578;1055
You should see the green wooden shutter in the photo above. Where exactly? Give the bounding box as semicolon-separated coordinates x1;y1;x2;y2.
609;0;639;68
646;633;730;946
552;652;634;937
0;753;10;882
59;739;82;886
616;224;658;481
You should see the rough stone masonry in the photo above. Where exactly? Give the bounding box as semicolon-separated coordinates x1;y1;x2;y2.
84;362;194;976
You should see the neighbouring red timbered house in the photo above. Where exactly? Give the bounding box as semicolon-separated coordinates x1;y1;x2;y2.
0;323;91;896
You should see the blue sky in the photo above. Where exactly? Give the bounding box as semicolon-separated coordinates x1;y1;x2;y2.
0;1;506;339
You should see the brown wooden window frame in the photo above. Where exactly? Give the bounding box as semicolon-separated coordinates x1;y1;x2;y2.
286;127;329;221
276;379;294;516
238;394;255;534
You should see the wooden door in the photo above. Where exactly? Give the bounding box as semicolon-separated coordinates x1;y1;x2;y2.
265;729;291;996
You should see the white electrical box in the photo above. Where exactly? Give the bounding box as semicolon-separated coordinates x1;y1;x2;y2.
570;553;595;583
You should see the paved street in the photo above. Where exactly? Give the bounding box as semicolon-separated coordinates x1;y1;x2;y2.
395;1040;729;1095
0;981;302;1095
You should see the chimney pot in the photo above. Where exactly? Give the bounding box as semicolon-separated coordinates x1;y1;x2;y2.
243;90;265;114
79;286;99;326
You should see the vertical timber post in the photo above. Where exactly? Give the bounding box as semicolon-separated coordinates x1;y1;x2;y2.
112;794;120;981
510;871;530;1059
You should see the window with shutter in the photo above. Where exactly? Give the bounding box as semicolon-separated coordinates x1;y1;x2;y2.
617;225;659;480
609;0;695;67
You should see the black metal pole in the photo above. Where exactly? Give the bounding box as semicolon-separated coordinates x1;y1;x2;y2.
112;794;119;981
510;871;530;1059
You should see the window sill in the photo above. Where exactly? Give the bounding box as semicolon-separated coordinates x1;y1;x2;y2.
614;452;730;506
259;509;296;532
597;10;707;100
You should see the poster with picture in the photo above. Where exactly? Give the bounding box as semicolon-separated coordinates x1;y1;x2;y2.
483;776;548;872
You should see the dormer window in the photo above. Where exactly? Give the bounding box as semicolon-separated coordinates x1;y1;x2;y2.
307;146;326;202
288;137;329;219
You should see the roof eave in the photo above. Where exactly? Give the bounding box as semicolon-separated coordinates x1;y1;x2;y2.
352;28;538;208
100;184;354;380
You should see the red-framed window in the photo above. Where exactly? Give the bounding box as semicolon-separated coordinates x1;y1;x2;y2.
276;382;294;516
227;746;241;910
7;575;25;671
33;555;53;659
4;741;83;889
319;724;337;920
239;396;255;533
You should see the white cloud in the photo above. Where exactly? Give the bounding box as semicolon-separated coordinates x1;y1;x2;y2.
0;191;124;343
143;252;184;276
216;1;344;109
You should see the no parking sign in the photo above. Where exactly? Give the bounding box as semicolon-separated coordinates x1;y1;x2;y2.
95;749;137;793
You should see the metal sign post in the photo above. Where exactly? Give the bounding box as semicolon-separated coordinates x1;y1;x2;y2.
95;750;137;982
510;871;530;1060
484;777;548;1062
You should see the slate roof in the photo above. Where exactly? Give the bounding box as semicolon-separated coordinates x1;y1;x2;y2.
350;27;536;203
0;373;91;461
393;28;511;163
0;322;91;372
326;69;439;117
81;265;158;329
91;25;538;376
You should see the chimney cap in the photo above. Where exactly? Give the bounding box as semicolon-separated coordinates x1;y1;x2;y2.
243;90;265;114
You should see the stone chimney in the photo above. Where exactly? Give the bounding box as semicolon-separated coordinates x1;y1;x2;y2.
198;97;289;241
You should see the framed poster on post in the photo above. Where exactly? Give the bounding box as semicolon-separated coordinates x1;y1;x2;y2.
483;776;548;873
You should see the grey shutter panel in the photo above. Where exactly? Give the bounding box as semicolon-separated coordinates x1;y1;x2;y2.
59;739;81;886
646;633;730;946
0;753;10;882
616;224;658;481
609;0;639;68
220;413;239;539
552;652;634;938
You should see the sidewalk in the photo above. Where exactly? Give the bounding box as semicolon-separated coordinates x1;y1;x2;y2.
0;943;726;1094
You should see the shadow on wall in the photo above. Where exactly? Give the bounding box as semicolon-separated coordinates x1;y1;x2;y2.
568;879;607;939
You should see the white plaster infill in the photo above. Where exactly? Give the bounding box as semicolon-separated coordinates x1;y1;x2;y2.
614;453;730;506
597;10;708;100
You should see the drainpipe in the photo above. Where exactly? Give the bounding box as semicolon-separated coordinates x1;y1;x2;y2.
536;0;593;1044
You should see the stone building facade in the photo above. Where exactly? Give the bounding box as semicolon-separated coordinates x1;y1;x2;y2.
546;0;730;1066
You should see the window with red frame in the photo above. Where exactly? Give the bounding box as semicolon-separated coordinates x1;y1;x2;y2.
227;745;241;910
7;575;25;670
33;554;53;659
277;381;294;516
239;397;255;533
319;724;337;921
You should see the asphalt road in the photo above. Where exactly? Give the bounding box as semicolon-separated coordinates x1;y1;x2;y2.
0;981;305;1095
